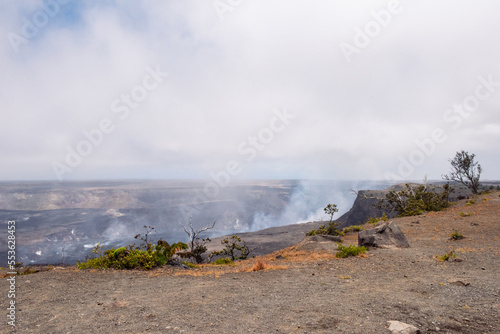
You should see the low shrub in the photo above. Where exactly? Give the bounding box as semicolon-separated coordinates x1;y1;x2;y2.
366;213;388;226
335;243;367;258
306;221;344;237
450;230;464;240
343;225;363;233
213;257;233;265
465;199;475;206
182;261;198;268
375;182;453;217
436;251;457;262
459;212;472;217
251;259;266;271
77;235;189;270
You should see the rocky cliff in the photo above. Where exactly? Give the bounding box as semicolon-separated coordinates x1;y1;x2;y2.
337;189;389;228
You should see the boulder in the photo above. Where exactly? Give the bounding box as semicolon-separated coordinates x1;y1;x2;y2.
358;221;410;249
387;321;420;334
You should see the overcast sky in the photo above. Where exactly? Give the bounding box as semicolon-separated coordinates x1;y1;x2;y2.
1;0;499;181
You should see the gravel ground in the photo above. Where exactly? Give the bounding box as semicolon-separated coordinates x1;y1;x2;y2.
2;192;500;333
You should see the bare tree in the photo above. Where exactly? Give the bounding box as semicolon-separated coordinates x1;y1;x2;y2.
180;218;216;263
181;218;216;251
442;150;482;194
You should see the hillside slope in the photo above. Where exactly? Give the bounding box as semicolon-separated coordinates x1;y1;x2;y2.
2;191;499;333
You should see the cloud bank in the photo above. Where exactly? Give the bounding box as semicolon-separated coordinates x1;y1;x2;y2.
1;0;499;181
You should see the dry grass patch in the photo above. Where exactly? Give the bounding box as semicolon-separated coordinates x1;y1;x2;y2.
173;255;288;277
250;259;266;271
273;246;337;263
173;246;338;277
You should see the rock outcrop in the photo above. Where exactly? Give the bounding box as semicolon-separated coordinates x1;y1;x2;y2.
358;221;410;249
387;321;420;334
296;235;341;253
337;189;389;228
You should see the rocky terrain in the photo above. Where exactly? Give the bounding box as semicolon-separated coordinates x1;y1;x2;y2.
0;179;394;265
1;190;499;333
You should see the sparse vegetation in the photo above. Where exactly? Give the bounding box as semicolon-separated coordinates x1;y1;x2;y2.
366;213;388;226
459;212;472;217
306;203;343;236
442;150;482;194
343;225;363;233
180;218;216;263
335;243;367;258
436;251;457;262
466;199;475;206
306;222;345;237
16;267;47;276
182;261;198;268
450;230;465;240
213;257;233;265
210;235;251;261
251;259;266;271
375;181;452;217
77;226;189;270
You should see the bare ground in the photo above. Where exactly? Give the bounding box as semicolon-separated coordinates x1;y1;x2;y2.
2;191;500;333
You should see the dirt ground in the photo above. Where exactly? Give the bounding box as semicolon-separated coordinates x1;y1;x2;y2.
2;191;500;333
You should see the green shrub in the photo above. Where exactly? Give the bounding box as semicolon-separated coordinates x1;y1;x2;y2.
375;182;453;217
459;212;472;217
77;231;189;270
213;257;233;265
366;213;388;226
335;243;367;258
182;261;198;268
465;199;475;206
437;251;457;262
343;225;363;233
450;230;464;240
306;221;344;237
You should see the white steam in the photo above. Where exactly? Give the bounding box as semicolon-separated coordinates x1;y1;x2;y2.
249;180;386;231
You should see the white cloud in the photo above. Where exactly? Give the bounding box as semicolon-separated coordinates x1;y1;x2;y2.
1;0;500;181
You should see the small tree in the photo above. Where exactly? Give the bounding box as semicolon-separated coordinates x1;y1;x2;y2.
180;218;216;263
442;150;482;194
324;203;339;223
211;235;251;261
134;225;157;251
324;203;341;234
307;203;343;236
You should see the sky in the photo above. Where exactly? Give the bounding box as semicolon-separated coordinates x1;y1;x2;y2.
1;0;499;182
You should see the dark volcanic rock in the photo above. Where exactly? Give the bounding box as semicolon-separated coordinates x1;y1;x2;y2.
337;190;389;228
358;221;410;249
